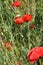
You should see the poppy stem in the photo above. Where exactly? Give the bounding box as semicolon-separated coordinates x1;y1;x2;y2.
34;60;40;65
37;60;40;65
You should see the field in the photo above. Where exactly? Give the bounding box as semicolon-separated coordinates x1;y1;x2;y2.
0;0;43;65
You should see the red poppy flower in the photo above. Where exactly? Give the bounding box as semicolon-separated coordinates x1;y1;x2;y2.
17;62;21;65
29;24;35;28
27;47;43;63
11;1;21;7
22;14;32;22
14;17;24;24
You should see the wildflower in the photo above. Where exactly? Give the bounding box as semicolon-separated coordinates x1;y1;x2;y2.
27;47;43;63
11;1;21;7
22;14;32;22
14;17;24;24
3;41;12;51
29;24;35;28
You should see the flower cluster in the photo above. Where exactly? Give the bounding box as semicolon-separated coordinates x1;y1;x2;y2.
14;14;32;24
3;41;12;51
27;47;43;63
11;1;32;24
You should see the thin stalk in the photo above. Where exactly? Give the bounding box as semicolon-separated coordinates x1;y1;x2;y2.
34;60;40;65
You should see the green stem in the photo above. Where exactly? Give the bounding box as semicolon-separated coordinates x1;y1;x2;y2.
37;60;40;65
34;60;40;65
